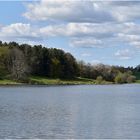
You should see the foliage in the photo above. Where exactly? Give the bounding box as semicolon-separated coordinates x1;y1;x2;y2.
0;41;138;84
96;76;103;84
133;72;140;83
127;75;136;83
0;41;78;81
115;72;136;84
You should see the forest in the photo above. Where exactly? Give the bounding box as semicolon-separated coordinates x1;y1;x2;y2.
0;41;140;84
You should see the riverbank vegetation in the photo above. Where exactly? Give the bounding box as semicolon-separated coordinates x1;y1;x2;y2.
0;41;139;85
134;72;140;83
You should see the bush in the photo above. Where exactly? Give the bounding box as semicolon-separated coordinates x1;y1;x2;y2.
127;75;136;83
115;73;128;83
115;74;122;84
115;72;136;84
96;76;103;84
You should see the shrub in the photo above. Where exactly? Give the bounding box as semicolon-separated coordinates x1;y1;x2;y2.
115;72;136;84
96;76;103;84
115;73;127;83
127;75;136;83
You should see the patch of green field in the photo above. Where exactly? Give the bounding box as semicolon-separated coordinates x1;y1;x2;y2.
29;76;96;85
136;80;140;83
0;79;20;85
0;76;115;85
29;76;113;85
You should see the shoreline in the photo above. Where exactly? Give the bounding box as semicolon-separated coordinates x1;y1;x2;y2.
0;76;139;86
0;82;139;87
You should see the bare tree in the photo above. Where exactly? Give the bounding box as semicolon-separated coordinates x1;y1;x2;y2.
7;48;29;81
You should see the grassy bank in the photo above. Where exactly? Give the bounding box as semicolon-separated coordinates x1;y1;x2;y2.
29;76;113;85
0;76;112;85
29;76;96;85
0;79;21;85
0;72;140;85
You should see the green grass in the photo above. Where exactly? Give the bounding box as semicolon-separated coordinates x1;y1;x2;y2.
29;76;113;85
136;80;140;83
0;79;20;85
1;75;134;85
29;76;97;85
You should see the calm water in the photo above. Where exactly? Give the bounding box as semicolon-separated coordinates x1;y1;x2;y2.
0;84;140;139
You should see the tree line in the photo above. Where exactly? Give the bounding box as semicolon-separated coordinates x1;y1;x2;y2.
0;41;139;83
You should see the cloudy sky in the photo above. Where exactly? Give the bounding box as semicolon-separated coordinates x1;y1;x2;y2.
0;0;140;67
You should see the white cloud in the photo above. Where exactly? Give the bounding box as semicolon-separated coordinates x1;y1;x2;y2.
22;1;140;49
110;2;140;22
39;22;140;48
23;0;114;23
24;0;140;23
0;23;40;42
130;41;140;48
70;37;102;48
1;21;140;49
39;21;140;38
115;49;133;60
117;33;140;48
40;22;117;38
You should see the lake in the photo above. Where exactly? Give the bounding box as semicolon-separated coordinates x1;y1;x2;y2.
0;84;140;139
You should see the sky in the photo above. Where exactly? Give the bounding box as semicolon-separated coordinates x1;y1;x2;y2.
0;0;140;67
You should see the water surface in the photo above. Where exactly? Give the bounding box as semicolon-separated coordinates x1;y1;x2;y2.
0;84;140;139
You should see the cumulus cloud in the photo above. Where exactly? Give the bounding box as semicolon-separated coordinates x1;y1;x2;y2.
117;33;140;48
21;0;140;49
23;0;114;23
40;22;117;38
109;1;140;22
115;49;133;60
1;21;140;49
24;0;140;23
0;23;40;42
39;22;140;37
39;21;140;48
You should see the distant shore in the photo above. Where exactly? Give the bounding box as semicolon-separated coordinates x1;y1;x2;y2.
0;76;112;85
0;76;139;86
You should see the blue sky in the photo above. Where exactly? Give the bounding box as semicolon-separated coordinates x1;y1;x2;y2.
0;0;140;67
